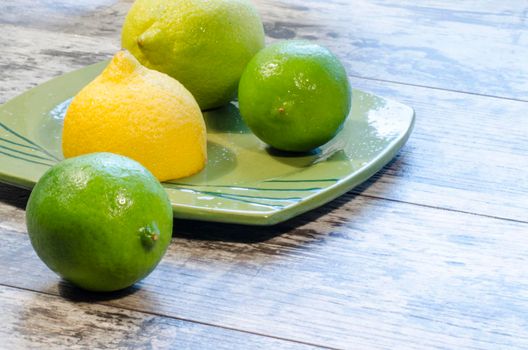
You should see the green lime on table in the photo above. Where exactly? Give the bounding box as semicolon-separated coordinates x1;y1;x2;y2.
121;0;265;110
238;40;352;152
25;152;173;292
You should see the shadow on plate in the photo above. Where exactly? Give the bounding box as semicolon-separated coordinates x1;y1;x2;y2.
264;146;321;168
203;103;250;134
172;141;238;184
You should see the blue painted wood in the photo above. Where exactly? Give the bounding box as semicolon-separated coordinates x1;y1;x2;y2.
2;186;528;349
257;0;528;100
0;0;527;349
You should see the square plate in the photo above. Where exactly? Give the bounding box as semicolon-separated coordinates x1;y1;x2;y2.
0;61;414;225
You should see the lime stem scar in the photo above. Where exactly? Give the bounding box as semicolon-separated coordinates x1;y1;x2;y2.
139;223;160;249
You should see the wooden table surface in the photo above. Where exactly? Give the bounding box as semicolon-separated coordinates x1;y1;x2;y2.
1;1;527;349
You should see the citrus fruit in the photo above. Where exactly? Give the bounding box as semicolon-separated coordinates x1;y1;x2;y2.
121;0;265;110
238;40;352;152
25;153;173;292
62;50;207;182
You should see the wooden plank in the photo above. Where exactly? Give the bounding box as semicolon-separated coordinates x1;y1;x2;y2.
0;0;130;43
1;0;527;99
346;77;528;222
0;24;117;104
1;24;527;222
1;1;526;349
0;284;318;350
1;194;528;349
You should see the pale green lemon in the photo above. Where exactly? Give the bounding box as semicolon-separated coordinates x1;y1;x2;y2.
122;0;265;110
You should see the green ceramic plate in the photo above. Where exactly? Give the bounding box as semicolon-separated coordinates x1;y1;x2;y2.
0;61;414;225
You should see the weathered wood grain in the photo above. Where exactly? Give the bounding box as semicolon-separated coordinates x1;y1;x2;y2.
0;284;318;350
1;1;528;349
347;77;528;222
0;0;130;38
0;24;117;103
1;0;527;99
256;0;528;100
2;189;528;349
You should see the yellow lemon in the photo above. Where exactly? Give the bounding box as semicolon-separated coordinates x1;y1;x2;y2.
62;50;207;181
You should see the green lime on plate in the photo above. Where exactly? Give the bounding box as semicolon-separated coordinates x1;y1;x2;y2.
25;152;173;292
238;40;352;152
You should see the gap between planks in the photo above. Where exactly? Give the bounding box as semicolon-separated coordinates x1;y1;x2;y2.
353;193;528;225
347;74;528;104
